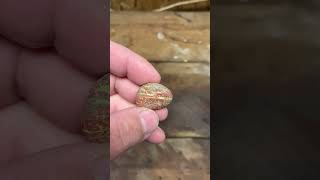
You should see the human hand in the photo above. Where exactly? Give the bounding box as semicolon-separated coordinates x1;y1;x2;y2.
0;0;107;179
110;41;168;160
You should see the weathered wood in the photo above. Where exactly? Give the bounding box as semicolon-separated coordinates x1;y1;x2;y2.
153;63;210;138
111;12;210;62
111;138;210;180
110;10;210;180
160;87;210;138
111;0;210;11
110;0;320;9
153;62;210;90
215;5;320;113
213;4;320;179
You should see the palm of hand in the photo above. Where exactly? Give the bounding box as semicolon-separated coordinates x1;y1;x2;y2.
0;0;107;177
0;38;106;179
0;0;168;177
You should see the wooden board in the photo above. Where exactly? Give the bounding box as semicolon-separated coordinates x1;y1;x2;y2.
153;63;210;138
160;87;210;138
111;0;210;11
111;138;210;180
215;4;320;112
110;11;210;180
153;63;210;90
110;63;210;178
111;12;210;62
214;4;320;179
110;0;316;9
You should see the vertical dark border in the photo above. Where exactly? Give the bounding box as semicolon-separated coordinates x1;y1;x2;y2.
210;0;215;180
105;0;110;179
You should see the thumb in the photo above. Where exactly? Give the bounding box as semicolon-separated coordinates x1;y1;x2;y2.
110;107;159;160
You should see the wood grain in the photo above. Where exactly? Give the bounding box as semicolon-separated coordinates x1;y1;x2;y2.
153;63;210;138
153;62;210;89
215;4;320;112
214;4;320;179
111;12;210;62
111;138;210;180
111;0;210;11
110;10;211;180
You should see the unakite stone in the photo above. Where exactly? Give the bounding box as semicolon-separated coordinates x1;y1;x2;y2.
136;83;173;110
82;74;109;143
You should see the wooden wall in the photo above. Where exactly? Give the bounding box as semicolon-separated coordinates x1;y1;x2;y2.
110;9;210;180
214;2;320;179
110;0;320;179
111;0;210;11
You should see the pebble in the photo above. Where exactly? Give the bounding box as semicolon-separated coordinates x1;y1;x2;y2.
136;83;173;110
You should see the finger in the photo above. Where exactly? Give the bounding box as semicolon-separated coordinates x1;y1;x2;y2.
110;74;139;103
0;0;107;76
16;49;97;133
146;127;166;144
156;108;168;122
0;143;108;180
110;41;161;85
0;37;20;108
0;102;84;163
110;107;159;160
110;95;168;121
54;0;107;76
110;94;135;113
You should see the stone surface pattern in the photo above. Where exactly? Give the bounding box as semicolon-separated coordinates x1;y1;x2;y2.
82;74;109;143
136;83;173;110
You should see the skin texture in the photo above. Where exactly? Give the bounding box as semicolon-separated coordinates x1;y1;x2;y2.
0;0;108;179
0;1;169;179
110;41;168;160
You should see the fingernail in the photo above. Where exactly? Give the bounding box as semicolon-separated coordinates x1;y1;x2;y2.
139;110;159;134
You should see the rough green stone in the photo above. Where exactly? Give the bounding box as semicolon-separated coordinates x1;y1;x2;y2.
82;74;109;143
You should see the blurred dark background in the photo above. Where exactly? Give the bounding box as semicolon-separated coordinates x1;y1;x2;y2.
214;0;320;179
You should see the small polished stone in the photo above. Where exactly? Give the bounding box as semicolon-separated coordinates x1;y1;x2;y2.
136;83;173;110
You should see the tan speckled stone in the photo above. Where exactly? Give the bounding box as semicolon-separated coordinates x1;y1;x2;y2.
136;83;173;110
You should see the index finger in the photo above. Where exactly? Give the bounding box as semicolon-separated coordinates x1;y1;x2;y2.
0;0;107;77
110;41;161;85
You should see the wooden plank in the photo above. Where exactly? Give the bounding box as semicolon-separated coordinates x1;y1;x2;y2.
111;0;210;11
153;63;210;138
214;4;320;179
111;138;210;180
215;4;320;88
160;87;210;138
110;0;315;10
215;4;320;99
216;5;320;42
215;6;320;107
153;62;210;90
111;12;210;62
